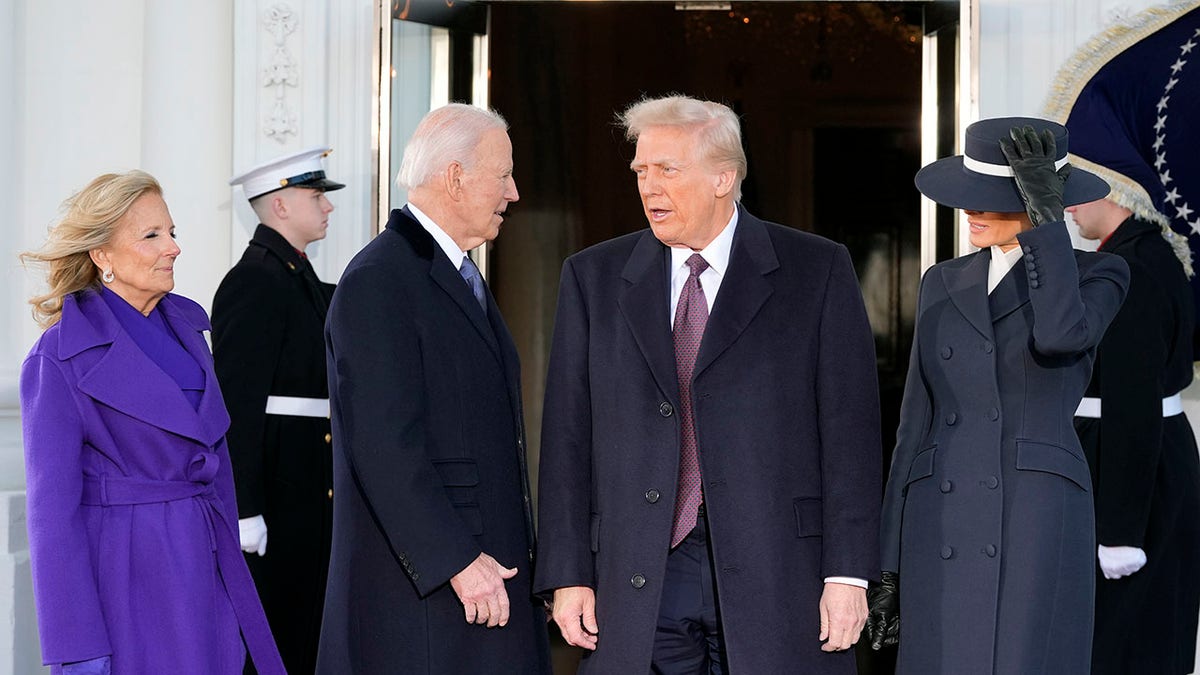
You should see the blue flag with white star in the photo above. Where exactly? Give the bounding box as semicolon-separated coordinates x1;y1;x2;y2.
1046;0;1200;343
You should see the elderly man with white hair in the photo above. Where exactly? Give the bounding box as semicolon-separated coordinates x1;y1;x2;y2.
318;103;550;674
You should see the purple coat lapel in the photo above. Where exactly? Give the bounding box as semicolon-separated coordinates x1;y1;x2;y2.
61;291;229;447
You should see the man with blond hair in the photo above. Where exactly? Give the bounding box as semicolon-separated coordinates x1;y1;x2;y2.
318;104;550;674
535;94;881;674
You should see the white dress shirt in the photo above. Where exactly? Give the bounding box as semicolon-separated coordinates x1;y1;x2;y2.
987;245;1025;294
407;202;473;273
667;208;867;590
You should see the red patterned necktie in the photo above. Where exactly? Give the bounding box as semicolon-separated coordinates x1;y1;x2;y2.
670;253;710;548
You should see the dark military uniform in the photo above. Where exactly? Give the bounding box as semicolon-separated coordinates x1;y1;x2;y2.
1074;217;1200;674
212;224;335;674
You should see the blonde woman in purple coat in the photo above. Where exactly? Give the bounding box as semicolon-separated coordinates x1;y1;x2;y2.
19;172;284;674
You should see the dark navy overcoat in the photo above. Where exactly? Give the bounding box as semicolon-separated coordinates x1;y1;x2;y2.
317;208;551;674
535;207;882;674
880;220;1129;674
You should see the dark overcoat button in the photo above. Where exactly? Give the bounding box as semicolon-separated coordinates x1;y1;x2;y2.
984;544;997;557
983;341;994;354
945;412;958;426
645;489;661;504
659;402;673;417
941;546;954;560
988;407;999;421
1030;280;1040;289
940;480;953;493
985;476;999;489
941;346;953;359
631;574;647;589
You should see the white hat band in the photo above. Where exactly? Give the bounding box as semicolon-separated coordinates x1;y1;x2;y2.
963;155;1069;177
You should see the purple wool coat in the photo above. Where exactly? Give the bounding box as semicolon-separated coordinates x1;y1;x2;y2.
20;289;284;674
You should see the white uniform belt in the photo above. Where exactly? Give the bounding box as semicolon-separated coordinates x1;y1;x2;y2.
265;395;330;418
1074;393;1183;419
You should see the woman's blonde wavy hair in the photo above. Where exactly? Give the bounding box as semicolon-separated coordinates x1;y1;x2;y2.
20;170;162;329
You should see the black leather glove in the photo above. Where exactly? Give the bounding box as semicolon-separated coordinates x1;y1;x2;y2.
999;125;1072;226
865;570;900;650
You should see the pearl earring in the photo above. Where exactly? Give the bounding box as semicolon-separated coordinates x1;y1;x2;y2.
102;269;114;284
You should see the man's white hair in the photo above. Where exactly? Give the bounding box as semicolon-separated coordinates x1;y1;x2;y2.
397;103;509;190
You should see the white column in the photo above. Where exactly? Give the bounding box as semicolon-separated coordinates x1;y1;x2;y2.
140;0;234;313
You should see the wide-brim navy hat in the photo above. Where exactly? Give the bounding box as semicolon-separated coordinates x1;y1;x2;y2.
914;116;1110;212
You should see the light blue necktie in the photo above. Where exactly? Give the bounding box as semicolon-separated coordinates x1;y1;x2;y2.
459;256;487;315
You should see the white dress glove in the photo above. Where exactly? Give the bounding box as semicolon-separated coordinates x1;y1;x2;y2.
1097;545;1146;579
238;515;268;557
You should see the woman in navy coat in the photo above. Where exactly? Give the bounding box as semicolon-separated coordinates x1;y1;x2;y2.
19;172;283;674
868;119;1129;674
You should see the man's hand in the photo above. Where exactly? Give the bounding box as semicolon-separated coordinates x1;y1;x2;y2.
551;586;599;650
238;515;268;557
819;582;868;652
449;552;518;628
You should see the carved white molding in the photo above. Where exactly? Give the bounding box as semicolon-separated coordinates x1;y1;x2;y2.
262;3;299;142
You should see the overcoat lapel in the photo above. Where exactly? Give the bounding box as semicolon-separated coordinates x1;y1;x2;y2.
944;251;995;341
159;295;231;446
388;208;503;363
65;292;227;447
618;231;679;404
693;210;777;379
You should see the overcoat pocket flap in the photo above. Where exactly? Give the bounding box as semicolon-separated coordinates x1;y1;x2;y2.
431;459;479;487
793;498;822;538
1015;440;1090;491
905;445;936;486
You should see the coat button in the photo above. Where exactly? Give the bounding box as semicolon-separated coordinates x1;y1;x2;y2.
985;476;999;489
945;412;958;426
1022;245;1032;254
941;546;954;560
984;544;997;558
327;489;334;499
645;489;661;504
631;574;647;589
324;432;332;444
1030;279;1040;289
988;407;999;421
983;341;994;354
941;346;953;359
1028;270;1039;280
659;402;674;417
1025;259;1036;270
940;480;953;493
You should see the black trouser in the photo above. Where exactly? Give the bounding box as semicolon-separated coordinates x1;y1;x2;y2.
652;505;726;674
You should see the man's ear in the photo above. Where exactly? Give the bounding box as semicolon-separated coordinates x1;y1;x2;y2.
271;194;289;220
444;161;465;200
714;169;736;199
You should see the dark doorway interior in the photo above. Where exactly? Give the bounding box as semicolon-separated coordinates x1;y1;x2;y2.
486;3;931;672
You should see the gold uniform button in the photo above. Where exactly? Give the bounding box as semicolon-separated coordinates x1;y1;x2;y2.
327;489;333;499
324;433;332;444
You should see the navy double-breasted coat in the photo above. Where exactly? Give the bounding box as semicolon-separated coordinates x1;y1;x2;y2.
880;220;1129;674
535;207;882;674
317;208;551;674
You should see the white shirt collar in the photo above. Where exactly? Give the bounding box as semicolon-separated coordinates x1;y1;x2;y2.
407;202;470;269
669;207;739;277
987;244;1024;294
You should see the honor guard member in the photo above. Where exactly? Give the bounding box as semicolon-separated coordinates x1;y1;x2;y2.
213;146;344;674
